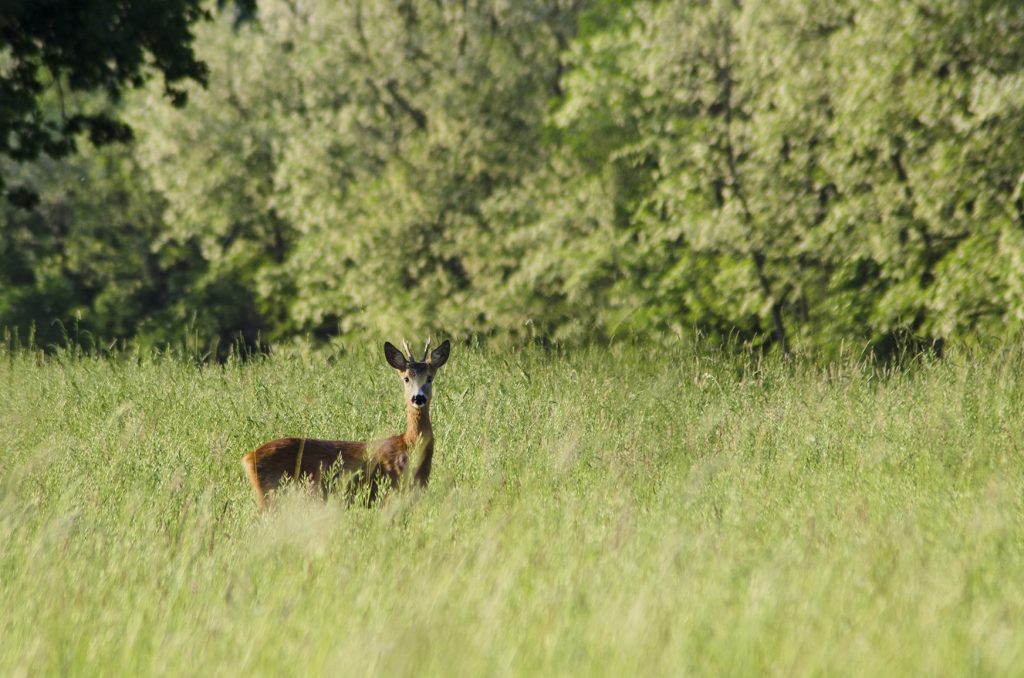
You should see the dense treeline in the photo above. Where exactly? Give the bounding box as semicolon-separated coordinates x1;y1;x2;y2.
2;0;1023;356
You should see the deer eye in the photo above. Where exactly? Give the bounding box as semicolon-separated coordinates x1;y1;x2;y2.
427;376;433;383
403;377;409;383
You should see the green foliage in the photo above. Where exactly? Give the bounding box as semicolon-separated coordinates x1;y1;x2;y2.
0;0;230;201
530;0;1024;354
2;344;1024;673
0;142;169;348
3;0;1024;356
119;1;577;347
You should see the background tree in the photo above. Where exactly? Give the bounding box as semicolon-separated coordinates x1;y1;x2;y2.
3;0;1024;357
0;0;257;202
132;0;584;346
821;0;1024;353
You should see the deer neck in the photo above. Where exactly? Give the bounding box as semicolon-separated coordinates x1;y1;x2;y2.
404;403;433;446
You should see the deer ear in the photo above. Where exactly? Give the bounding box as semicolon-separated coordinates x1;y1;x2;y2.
429;340;450;368
384;342;407;370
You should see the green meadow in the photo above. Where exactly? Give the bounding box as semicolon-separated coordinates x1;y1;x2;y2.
2;342;1023;676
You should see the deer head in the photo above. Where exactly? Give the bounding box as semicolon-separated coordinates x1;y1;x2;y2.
383;338;451;409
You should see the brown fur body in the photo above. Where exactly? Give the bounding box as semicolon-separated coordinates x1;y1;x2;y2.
241;401;435;508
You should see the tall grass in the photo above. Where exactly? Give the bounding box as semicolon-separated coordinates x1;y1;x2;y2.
1;341;1023;676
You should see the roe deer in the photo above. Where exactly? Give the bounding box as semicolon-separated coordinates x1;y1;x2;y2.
241;338;450;508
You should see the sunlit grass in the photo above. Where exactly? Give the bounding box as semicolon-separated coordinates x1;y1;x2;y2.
1;342;1023;675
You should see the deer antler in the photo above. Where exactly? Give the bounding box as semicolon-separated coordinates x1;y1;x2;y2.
401;339;414;361
422;337;433;362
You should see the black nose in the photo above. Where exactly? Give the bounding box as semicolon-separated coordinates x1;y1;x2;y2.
411;395;426;406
